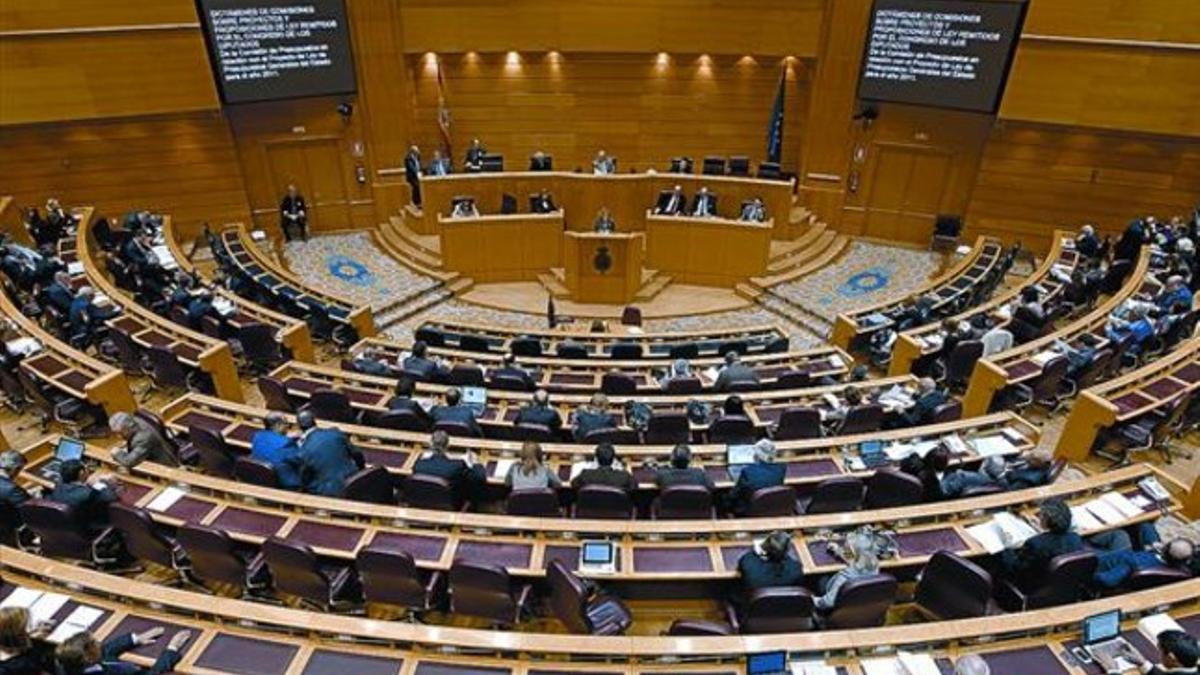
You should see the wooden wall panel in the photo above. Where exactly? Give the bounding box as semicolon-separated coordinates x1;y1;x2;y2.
1022;0;1200;43
406;52;809;176
399;0;824;57
0;112;250;240
0;0;198;30
965;122;1200;252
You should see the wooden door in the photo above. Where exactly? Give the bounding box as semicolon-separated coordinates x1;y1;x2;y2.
863;144;953;244
265;138;351;233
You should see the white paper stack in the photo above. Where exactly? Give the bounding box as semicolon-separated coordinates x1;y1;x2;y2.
703;367;720;383
830;354;845;369
970;435;1019;458
943;434;970;456
1101;492;1144;519
897;652;941;675
151;245;178;269
860;658;903;675
1084;497;1127;526
29;592;69;624
966;512;1039;554
145;486;187;513
790;662;837;675
492;458;517;479
250;230;268;242
625;326;644;335
1070;506;1105;532
884;439;941;462
1031;350;1060;367
1137;613;1183;643
6;337;42;356
0;587;43;610
66;261;84;275
46;605;104;643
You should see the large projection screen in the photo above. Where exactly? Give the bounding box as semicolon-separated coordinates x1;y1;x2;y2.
858;0;1028;113
196;0;357;104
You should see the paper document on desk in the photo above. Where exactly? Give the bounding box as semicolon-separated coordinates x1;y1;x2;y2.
569;461;595;482
703;367;720;383
897;652;941;675
625;326;643;335
250;230;267;241
884;439;940;462
66;261;84;275
46;605;105;643
969;435;1019;458
966;512;1038;554
492;458;517;479
1070;506;1105;532
791;662;838;675
6;337;42;356
830;354;845;369
0;587;42;610
29;592;69;624
1083;497;1126;526
145;486;186;512
1100;491;1144;519
1138;613;1183;643
943;434;970;456
1030;350;1059;367
860;658;903;675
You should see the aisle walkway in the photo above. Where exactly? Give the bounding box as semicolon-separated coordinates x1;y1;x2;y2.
282;232;438;311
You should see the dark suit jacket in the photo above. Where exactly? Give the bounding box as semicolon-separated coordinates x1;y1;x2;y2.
45;281;75;313
529;155;552;171
999;531;1085;587
572;408;617;441
655;466;714;491
46;481;118;534
571;466;635;493
351;357;393;376
89;633;183;675
902;390;949;426
430;404;483;436
412;452;485;502
0;475;31;542
1076;233;1101;258
491;365;534;388
726;462;785;515
402;355;446;382
690;193;717;217
280;195;307;221
737;551;804;591
404;152;422;183
296;429;364;497
120;239;152;270
386;396;433;425
465;146;487;168
0;638;54;674
514;403;561;431
714;363;759;392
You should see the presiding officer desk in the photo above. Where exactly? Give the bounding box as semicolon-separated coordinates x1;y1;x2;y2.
14;434;1174;586
3;549;1199;670
404;169;797;237
644;213;773;286
439;211;564;282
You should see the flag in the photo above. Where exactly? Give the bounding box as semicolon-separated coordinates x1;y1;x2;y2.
435;56;453;158
766;64;787;164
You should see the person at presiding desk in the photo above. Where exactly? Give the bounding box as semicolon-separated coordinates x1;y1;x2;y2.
402;340;450;381
572;393;618;441
713;351;759;392
430;387;484;437
279;184;308;242
295;410;365;497
450;197;480;219
108;412;177;468
690;186;718;218
740;197;767;222
413;430;486;504
464;138;487;172
46;460;118;535
593;207;616;233
250;412;304;490
654;185;687;216
515;389;563;432
530;189;558;214
504;440;561;491
1115;630;1200;675
529;150;553;171
55;626;191;675
737;530;804;592
651;444;714;490
724;439;783;516
571;443;635;493
593;149;616;175
429;149;452;176
405;144;424;207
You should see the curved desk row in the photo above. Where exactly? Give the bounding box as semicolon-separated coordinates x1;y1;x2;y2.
963;247;1165;417
889;232;1080;376
16;436;1170;584
3;548;1198;666
831;237;1006;352
216;224;376;341
161;217;316;363
351;336;852;394
74;211;243;402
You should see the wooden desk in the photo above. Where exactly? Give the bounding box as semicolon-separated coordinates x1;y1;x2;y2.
963;247;1162;417
563;231;644;303
645;213;772;287
400;170;796;238
889;232;1079;376
439;211;563;281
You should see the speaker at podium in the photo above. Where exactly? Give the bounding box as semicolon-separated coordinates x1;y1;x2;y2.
562;231;644;304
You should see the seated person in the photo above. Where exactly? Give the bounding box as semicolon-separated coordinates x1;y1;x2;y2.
1094;531;1195;590
897;378;948;427
1156;275;1193;313
402;340;449;381
825;386;865;425
429;387;483;436
1116;629;1199;675
937;318;975;361
296;410;365;497
659;358;693;389
572;393;617;441
0;606;55;675
941;448;1056;499
386;376;433;424
26;207;60;248
46;460;118;535
737;530;804;592
571;442;635;493
530;189;557;214
514;388;562;432
739;197;767;222
724;439;784;516
997;498;1084;586
490;353;536;389
450;197;480;219
429;149;452;176
690;186;717;218
954;655;991;675
592;150;616;175
593;207;616;233
44;271;75;314
1017;286;1046;324
0;451;32;541
981;324;1014;356
55;626;190;675
250;412;303;490
720;394;747;418
1076;224;1101;258
529;151;552;171
68;286;114;345
900;444;949;501
350;347;394;376
815;531;881;611
0;245;37;292
412;430;486;504
108;412;178;468
504;440;561;491
713;351;759;392
44;198;76;238
652;444;714;490
654;185;686;216
894;294;935;331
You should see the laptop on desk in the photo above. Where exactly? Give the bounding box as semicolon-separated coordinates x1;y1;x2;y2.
37;437;86;481
726;443;756;481
746;651;788;675
461;386;487;416
1079;609;1137;671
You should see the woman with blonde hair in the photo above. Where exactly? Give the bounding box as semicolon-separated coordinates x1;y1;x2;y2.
815;531;882;610
505;441;562;491
0;605;54;674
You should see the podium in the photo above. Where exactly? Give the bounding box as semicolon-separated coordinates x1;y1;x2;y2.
563;231;644;304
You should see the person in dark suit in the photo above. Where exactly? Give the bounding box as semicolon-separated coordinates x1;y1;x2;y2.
280;184;308;242
514;388;562;432
350;347;394;376
739;197;767;223
295;411;365;497
652;444;714;490
571;443;634;493
44;271;75;314
386;376;433;424
25;206;58;248
55;627;190;675
1115;218;1147;262
67;287;98;343
1116;629;1199;675
250;412;303;490
656;185;686;216
592;150;616;175
0;451;32;544
690;187;717;218
725;440;784;516
1076;224;1101;258
429;387;483;436
464;138;487;172
109;412;178;469
0;246;34;292
531;189;557;214
405;145;423;207
737;530;804;592
429;149;452;176
572;393;617;441
713;351;759;392
46;460;119;535
402;341;448;382
898;378;949;427
593;207;616;233
529;151;552;171
491;354;535;388
411;430;486;505
997;498;1084;586
44;198;74;240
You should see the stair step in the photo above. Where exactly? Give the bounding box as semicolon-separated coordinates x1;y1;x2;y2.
634;273;672;301
768;230;837;273
769;223;824;262
753;235;850;289
383;221;443;269
735;282;763;300
389;215;441;256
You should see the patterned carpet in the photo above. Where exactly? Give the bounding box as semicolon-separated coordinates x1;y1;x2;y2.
282;233;438;311
770;241;942;322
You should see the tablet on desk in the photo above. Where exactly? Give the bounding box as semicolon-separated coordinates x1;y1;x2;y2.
579;540;616;574
747;651;788;675
461;386;487;414
55;437;85;463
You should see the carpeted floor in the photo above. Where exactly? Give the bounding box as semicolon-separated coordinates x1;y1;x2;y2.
282;232;438;312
